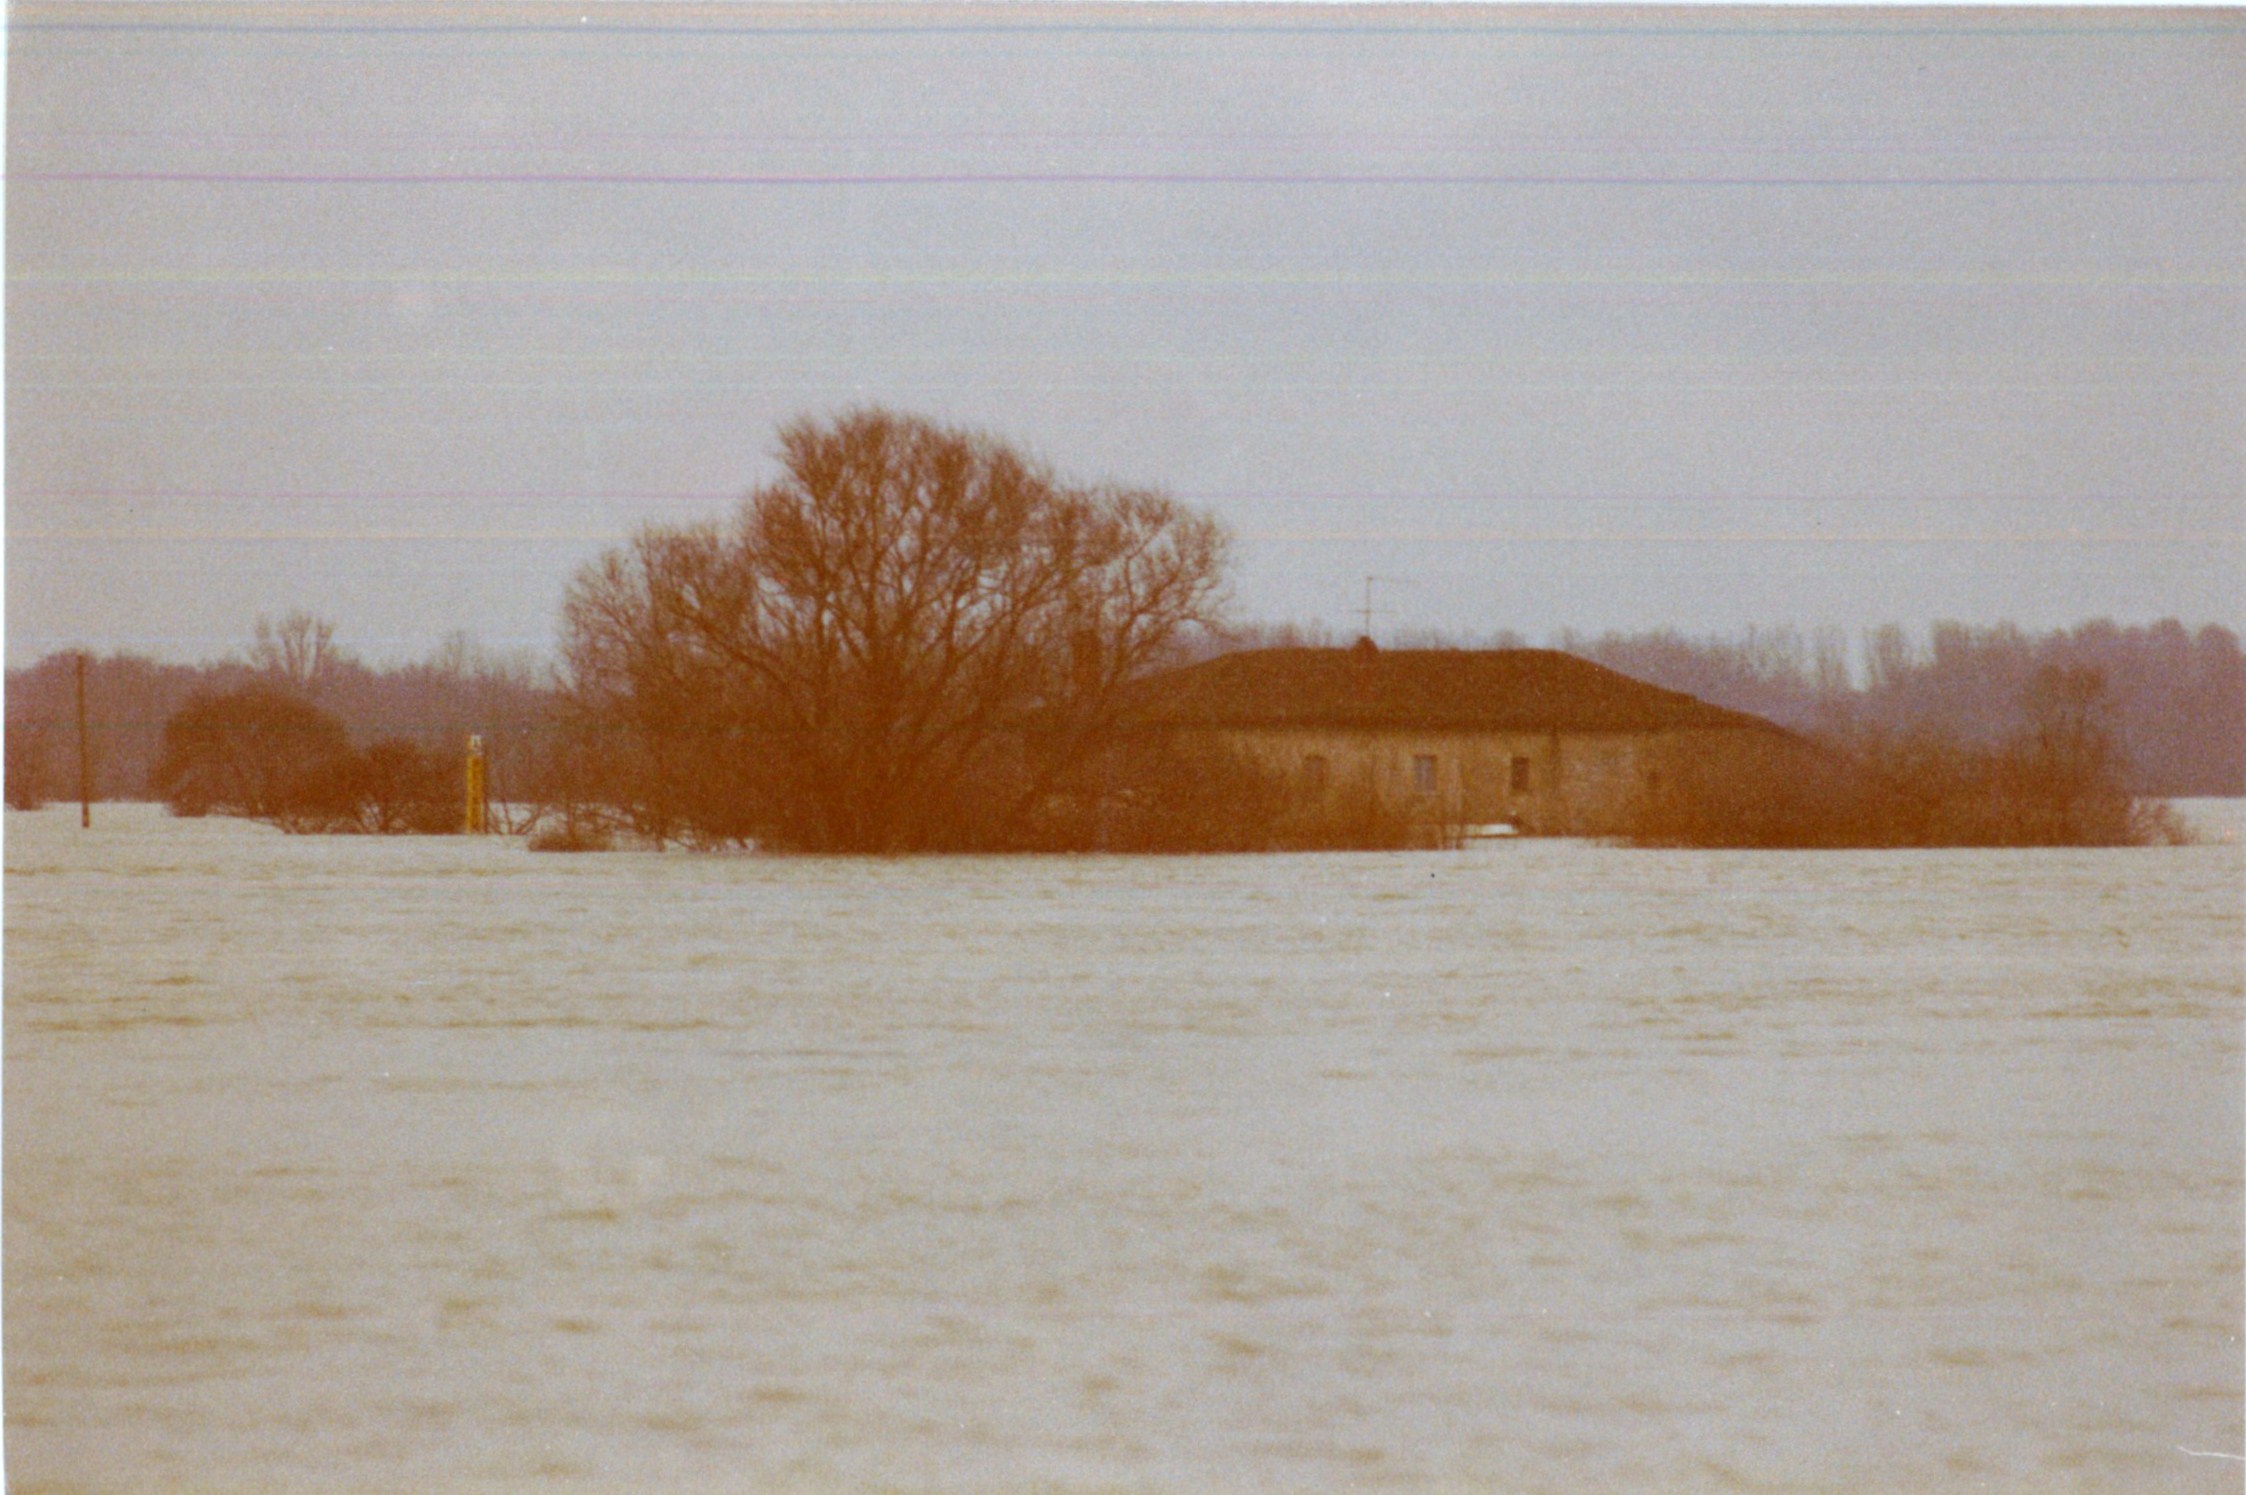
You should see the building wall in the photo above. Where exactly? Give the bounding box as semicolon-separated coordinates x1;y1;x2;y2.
1174;724;1772;836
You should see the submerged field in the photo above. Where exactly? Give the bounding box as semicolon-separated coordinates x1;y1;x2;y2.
5;803;2241;1493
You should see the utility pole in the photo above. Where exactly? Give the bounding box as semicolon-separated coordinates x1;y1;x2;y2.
76;651;91;829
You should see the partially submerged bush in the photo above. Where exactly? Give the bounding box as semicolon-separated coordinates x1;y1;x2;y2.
1621;667;2192;849
526;824;615;853
320;737;459;834
526;812;618;853
154;688;462;834
153;686;358;824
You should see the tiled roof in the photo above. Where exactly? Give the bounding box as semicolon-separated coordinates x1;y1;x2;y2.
1123;646;1779;735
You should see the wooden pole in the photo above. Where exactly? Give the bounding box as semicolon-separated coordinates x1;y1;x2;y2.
77;651;91;828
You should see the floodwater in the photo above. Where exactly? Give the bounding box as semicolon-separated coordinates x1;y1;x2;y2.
5;803;2241;1494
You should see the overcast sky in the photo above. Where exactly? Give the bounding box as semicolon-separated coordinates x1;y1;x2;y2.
6;4;2241;667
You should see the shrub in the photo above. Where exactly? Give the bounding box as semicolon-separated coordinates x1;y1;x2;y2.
1620;669;2191;849
153;690;464;834
1626;733;1881;849
527;819;617;853
334;738;459;834
153;687;358;824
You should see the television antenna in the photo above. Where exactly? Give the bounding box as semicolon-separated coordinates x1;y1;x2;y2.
1356;575;1416;643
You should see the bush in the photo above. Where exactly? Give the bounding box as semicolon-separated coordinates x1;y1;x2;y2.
527;819;617;853
1621;668;2191;849
153;687;358;824
153;689;463;834
321;738;460;834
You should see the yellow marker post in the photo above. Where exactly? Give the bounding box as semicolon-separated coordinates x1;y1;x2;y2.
464;734;487;834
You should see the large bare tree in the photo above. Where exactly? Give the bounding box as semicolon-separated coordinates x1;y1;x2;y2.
561;409;1231;850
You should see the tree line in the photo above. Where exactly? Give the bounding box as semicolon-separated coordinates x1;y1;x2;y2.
4;616;554;825
1555;619;2244;798
6;407;2234;848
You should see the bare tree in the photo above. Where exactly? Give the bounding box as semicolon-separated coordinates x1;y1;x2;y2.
2003;663;2136;843
250;610;344;696
561;408;1231;851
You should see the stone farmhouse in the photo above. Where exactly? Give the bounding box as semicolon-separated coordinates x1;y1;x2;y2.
1122;640;1797;836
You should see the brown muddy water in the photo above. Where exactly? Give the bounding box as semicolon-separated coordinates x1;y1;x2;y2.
5;802;2242;1493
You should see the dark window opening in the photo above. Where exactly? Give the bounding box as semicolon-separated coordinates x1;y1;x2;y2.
1303;754;1329;793
1509;755;1532;794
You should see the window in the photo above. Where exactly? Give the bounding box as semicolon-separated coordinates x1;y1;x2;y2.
1509;755;1532;794
1302;754;1329;794
1412;754;1438;795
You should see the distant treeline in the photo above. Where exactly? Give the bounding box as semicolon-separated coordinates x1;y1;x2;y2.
1212;618;2244;798
7;615;2240;811
1564;620;2244;798
4;615;556;809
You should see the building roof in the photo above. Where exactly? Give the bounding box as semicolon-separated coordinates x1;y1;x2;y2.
1123;645;1782;735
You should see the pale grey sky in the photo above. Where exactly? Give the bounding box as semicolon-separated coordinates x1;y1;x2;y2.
7;4;2242;666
